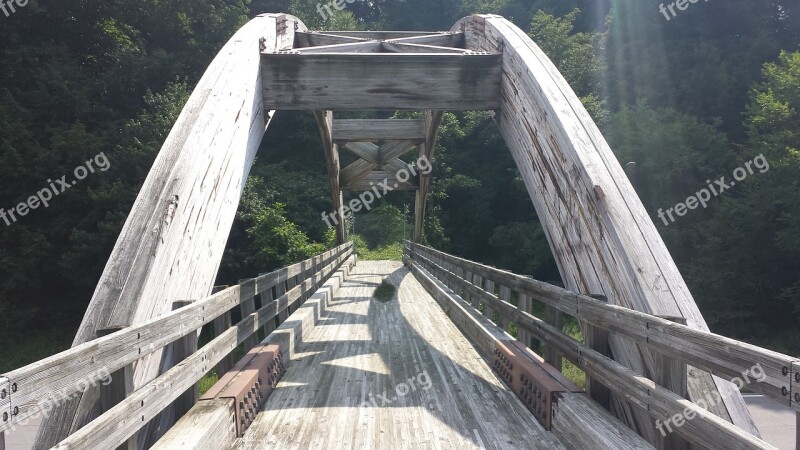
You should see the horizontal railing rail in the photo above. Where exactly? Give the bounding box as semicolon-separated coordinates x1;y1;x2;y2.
404;241;797;450
0;242;353;439
405;241;799;410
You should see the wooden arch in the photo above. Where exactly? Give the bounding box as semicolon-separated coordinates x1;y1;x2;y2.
36;13;757;447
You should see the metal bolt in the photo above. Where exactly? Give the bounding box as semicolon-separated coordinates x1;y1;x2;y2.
795;393;800;403
782;386;789;396
11;383;17;393
13;406;19;416
783;367;790;376
796;372;800;383
2;412;7;422
1;389;6;399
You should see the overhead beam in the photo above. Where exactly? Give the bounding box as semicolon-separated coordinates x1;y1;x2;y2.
342;171;418;192
314;111;347;244
381;42;470;54
334;119;426;143
294;31;369;48
385;32;466;48
340;141;417;186
317;31;440;39
261;53;502;111
414;111;444;242
294;41;383;54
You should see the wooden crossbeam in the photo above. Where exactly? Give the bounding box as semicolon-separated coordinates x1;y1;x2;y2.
342;171;418;191
294;32;369;48
334;120;426;143
316;31;439;39
340;141;417;186
381;42;470;54
313;111;347;244
294;41;382;54
261;53;502;111
385;32;466;48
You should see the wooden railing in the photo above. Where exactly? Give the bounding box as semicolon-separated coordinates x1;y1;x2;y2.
405;241;798;450
0;242;353;449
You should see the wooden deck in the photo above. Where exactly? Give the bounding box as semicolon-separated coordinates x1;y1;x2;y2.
235;261;565;449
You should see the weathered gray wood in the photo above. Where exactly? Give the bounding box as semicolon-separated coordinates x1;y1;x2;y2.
552;393;655;450
150;399;235;450
314;110;347;244
241;261;565;449
333;119;425;143
409;242;799;410
294;41;382;54
34;14;304;447
97;328;136;450
340;140;417;186
381;42;469;54
238;281;259;351
414;111;444;242
51;249;353;449
294;31;368;48
316;31;444;39
584;308;611;411
544;302;563;371
342;171;419;191
453;14;760;438
213;311;234;375
656;316;690;450
0;244;351;435
407;253;776;450
171;301;199;420
385;32;465;48
261;53;502;110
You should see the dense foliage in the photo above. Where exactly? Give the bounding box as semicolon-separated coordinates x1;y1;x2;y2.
0;0;798;368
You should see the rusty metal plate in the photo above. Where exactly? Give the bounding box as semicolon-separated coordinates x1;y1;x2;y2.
493;341;580;430
200;344;286;437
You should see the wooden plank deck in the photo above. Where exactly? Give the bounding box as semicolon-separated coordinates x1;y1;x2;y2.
235;261;564;449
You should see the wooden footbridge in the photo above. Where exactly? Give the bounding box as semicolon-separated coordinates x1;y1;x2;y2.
1;13;798;450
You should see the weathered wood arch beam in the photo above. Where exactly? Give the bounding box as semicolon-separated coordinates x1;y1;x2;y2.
452;13;759;444
35;13;306;448
413;111;444;243
294;31;370;48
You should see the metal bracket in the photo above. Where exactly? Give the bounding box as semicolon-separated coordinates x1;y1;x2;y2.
0;377;14;430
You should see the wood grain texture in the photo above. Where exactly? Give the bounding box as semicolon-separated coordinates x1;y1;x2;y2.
237;261;566;450
314;110;347;244
408;242;798;410
552;394;655;450
407;253;777;450
50;250;353;450
333;119;426;143
152;256;356;450
414;111;444;242
33;14;306;448
451;14;760;440
261;53;502;110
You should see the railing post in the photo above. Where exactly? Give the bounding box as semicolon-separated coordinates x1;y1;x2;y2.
97;327;137;450
212;285;235;375
485;279;496;321
172;301;199;419
655;316;689;450
498;285;511;329
544;303;563;371
517;291;530;347
472;274;483;310
238;279;258;351
258;274;276;337
583;295;611;410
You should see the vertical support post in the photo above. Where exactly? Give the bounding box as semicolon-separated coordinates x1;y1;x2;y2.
544;303;563;371
485;279;496;321
213;307;234;375
258;274;274;337
172;301;198;420
97;327;136;450
472;274;483;310
275;275;287;326
239;279;258;351
655;316;690;450
498;285;511;329
314;110;346;244
583;295;611;410
414;111;444;243
518;291;530;348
